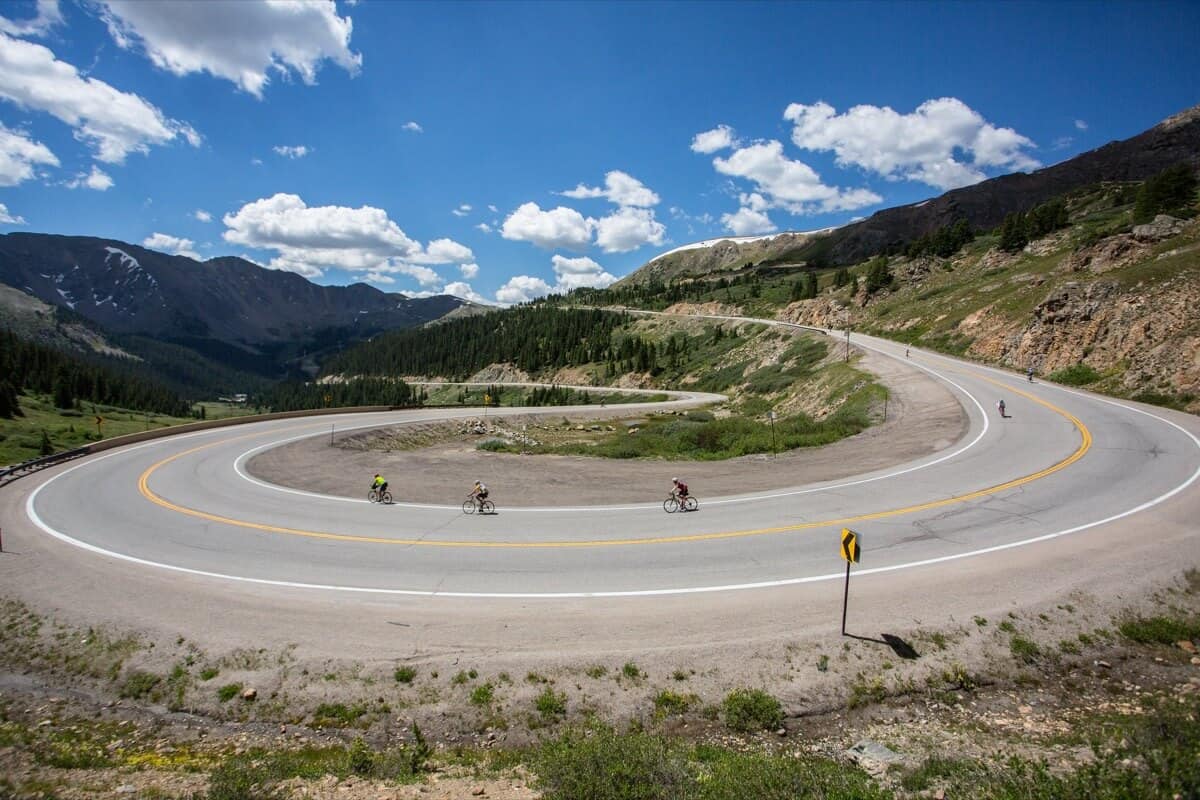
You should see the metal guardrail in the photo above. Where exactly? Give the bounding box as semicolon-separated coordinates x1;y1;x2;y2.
0;448;89;485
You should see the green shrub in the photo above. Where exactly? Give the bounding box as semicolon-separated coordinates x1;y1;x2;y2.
312;702;367;727
585;665;607;679
394;666;416;683
1048;363;1101;386
217;683;242;702
535;727;691;800
199;666;220;681
119;670;161;699
470;682;495;707
722;688;783;732
1119;615;1200;644
653;690;699;717
622;661;642;680
1010;636;1041;664
535;687;567;720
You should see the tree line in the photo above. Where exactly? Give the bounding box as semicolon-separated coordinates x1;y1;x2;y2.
0;329;191;419
321;307;629;380
259;377;422;412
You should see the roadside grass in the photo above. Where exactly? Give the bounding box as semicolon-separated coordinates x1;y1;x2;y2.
394;666;417;683
534;724;889;800
0;392;199;466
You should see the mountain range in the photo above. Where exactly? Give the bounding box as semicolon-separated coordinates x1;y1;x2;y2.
0;234;467;392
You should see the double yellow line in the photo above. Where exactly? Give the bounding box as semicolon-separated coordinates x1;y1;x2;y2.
136;376;1090;549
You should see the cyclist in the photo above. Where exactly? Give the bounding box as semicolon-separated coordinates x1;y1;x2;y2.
371;473;388;496
671;477;689;506
997;399;1006;418
470;479;489;507
1026;366;1034;383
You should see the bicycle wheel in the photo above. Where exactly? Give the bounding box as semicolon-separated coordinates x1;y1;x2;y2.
462;499;476;514
480;500;495;514
381;491;393;505
367;490;379;503
683;496;698;512
663;497;679;513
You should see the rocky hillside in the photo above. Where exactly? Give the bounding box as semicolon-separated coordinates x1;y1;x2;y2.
781;195;1200;412
619;103;1200;284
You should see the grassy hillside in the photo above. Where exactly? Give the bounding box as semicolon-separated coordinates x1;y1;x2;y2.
0;393;204;467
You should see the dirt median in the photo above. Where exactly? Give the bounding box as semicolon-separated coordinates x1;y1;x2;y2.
246;348;968;505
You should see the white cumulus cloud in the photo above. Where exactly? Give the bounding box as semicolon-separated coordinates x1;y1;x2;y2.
0;202;25;224
143;231;200;260
721;206;776;235
783;98;1040;190
442;280;489;304
501;202;594;250
593;206;666;253
0;32;200;163
495;274;553;305
561;170;660;207
0;122;58;186
1075;119;1088;131
66;165;113;191
222;192;461;285
690;124;737;154
551;254;616;291
402;121;422;133
451;203;471;217
413;237;473;265
712;139;881;214
98;0;361;98
459;262;479;279
273;144;310;159
475;222;492;233
193;209;212;222
0;0;63;37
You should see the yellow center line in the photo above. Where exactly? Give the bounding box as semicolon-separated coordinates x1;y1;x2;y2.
136;371;1091;548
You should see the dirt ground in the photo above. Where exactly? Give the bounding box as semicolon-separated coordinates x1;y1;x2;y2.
247;348;968;505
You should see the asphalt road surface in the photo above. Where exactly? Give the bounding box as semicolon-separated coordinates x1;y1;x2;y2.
18;330;1200;597
2;325;1198;664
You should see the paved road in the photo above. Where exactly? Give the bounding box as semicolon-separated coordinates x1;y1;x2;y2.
16;329;1199;604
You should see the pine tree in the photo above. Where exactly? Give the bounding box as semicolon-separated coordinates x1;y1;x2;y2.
865;256;892;294
39;429;53;456
0;380;19;419
834;267;850;289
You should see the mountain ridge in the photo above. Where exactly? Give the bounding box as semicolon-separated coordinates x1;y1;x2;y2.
621;103;1200;284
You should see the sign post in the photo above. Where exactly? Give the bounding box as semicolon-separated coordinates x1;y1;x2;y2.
768;411;777;459
94;415;104;438
839;528;861;636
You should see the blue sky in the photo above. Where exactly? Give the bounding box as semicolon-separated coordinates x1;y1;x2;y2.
0;0;1197;304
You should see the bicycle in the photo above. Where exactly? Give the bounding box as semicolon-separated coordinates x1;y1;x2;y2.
463;496;495;514
367;488;392;504
663;493;698;513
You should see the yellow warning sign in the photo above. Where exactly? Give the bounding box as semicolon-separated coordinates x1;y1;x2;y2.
484;393;491;405
840;528;860;563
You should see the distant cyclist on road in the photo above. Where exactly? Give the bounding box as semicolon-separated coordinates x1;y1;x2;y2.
671;477;689;505
470;479;489;505
997;399;1006;418
371;473;388;495
1026;367;1034;383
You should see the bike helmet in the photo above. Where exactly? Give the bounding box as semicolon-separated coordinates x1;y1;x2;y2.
672;477;679;482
